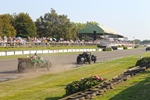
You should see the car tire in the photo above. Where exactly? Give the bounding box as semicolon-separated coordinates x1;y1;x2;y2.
47;61;52;70
77;58;80;64
88;58;91;64
18;62;26;73
33;63;38;72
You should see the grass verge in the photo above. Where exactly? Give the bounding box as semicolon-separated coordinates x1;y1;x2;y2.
0;45;98;51
94;69;150;100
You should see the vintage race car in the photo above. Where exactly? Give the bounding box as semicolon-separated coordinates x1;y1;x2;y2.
146;47;150;51
76;52;97;64
17;56;52;73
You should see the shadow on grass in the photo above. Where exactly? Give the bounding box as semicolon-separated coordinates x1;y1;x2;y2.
45;94;67;100
109;70;150;100
45;97;62;100
127;65;136;69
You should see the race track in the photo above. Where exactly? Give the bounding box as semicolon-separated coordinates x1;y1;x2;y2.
0;48;145;82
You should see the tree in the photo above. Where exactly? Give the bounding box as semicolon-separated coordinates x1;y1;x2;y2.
0;14;16;37
56;14;71;40
35;8;100;41
35;8;74;41
14;13;36;38
85;21;99;26
35;16;46;37
140;40;150;44
35;8;58;38
133;39;141;45
0;18;3;37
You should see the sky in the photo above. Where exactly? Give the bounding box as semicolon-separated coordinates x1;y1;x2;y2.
0;0;150;41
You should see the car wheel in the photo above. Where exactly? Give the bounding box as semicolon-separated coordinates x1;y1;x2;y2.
18;62;26;73
94;59;96;63
94;57;97;63
77;58;80;64
47;61;52;70
33;63;38;72
88;58;91;64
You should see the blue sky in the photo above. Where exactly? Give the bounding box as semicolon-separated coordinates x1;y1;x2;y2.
0;0;150;40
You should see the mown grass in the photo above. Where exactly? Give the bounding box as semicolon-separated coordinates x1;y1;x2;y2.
0;52;150;100
94;70;150;100
0;45;97;51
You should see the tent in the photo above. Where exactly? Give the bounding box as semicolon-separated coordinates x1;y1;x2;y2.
78;24;124;39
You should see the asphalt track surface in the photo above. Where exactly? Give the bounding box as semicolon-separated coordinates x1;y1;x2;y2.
0;48;145;82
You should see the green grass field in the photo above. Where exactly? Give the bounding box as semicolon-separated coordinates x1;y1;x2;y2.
1;52;150;100
94;70;150;100
0;45;98;51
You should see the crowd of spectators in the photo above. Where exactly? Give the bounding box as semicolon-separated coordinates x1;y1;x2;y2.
0;36;96;48
0;36;133;48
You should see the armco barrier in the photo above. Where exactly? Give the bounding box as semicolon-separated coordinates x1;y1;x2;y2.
0;48;103;56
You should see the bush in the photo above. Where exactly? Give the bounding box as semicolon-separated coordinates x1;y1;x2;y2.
134;45;139;48
103;47;112;51
123;46;128;50
135;57;150;67
65;75;105;95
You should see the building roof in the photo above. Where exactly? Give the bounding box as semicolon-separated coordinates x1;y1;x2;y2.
78;24;124;38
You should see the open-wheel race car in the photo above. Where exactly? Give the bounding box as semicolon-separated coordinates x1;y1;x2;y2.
76;52;97;64
17;54;52;73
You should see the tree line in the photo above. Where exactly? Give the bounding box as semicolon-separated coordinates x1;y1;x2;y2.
0;8;98;41
1;8;149;44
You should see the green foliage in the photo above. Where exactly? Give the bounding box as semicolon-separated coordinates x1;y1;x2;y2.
123;46;128;50
0;14;16;37
35;9;57;37
135;57;150;67
0;9;101;41
35;8;78;40
35;8;100;41
134;45;139;48
85;21;99;26
140;40;150;44
118;45;123;47
103;47;112;51
14;13;36;38
65;75;105;95
0;18;2;36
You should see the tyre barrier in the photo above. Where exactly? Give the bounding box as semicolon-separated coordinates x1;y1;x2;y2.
60;66;147;100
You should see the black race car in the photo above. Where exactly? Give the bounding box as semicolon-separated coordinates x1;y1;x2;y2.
146;47;150;51
76;52;97;64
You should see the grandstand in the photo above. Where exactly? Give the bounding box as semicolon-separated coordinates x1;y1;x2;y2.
78;24;133;48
